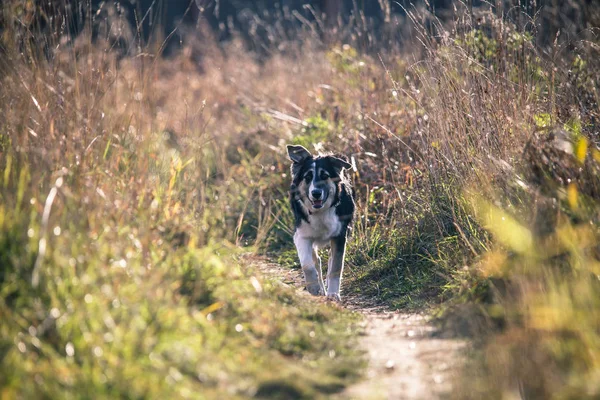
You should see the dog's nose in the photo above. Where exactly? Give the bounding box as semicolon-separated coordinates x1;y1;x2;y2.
311;190;322;199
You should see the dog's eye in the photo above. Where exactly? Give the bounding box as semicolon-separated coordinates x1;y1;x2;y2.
304;172;313;182
320;171;329;180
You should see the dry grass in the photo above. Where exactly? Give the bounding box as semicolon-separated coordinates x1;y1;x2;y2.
1;0;600;398
0;3;364;399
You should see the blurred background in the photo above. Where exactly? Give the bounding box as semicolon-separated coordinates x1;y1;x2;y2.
2;0;599;50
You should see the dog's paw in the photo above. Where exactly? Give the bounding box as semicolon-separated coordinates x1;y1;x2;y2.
326;293;341;302
306;283;324;296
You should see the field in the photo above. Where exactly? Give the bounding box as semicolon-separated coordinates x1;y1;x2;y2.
1;0;600;398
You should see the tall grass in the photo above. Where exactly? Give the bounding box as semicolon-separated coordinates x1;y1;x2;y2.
1;0;600;398
401;3;600;397
0;2;365;398
268;1;600;396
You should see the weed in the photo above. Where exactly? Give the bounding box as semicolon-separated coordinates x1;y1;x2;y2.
1;0;599;398
0;2;364;398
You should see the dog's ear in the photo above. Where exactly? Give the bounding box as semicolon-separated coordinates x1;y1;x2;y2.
287;145;312;164
329;156;352;172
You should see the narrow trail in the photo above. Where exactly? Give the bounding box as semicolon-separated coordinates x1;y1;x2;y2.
256;258;467;400
339;297;466;400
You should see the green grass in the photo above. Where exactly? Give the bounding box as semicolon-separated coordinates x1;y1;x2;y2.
269;4;600;397
0;4;365;397
2;0;600;398
0;139;365;400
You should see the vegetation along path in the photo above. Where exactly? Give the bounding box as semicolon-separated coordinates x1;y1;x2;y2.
3;1;599;398
260;259;466;399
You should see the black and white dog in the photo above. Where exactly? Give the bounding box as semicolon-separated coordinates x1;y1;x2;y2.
287;144;355;301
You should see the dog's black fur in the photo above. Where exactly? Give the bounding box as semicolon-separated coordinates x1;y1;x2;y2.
290;156;355;227
287;144;355;300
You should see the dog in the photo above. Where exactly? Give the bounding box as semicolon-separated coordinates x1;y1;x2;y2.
287;144;355;301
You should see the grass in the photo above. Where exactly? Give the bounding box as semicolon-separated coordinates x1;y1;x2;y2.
0;3;365;398
2;0;600;398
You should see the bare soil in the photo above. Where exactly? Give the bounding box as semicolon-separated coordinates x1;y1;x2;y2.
256;257;467;400
339;298;466;400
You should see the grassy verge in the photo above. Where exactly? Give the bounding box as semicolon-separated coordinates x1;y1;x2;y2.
2;0;600;398
267;3;600;396
0;4;364;398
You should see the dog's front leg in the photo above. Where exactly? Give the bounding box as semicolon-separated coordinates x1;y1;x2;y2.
294;235;324;296
312;249;326;295
326;235;346;301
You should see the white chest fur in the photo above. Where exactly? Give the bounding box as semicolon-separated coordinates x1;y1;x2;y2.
295;207;342;247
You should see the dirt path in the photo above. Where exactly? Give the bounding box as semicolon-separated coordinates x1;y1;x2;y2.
255;258;466;400
339;297;466;400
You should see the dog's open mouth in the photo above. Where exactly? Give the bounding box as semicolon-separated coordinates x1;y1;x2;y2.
311;199;324;209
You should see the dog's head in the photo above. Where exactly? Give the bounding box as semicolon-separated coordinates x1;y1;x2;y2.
287;144;351;212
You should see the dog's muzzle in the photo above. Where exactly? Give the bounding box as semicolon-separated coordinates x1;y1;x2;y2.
310;189;326;209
